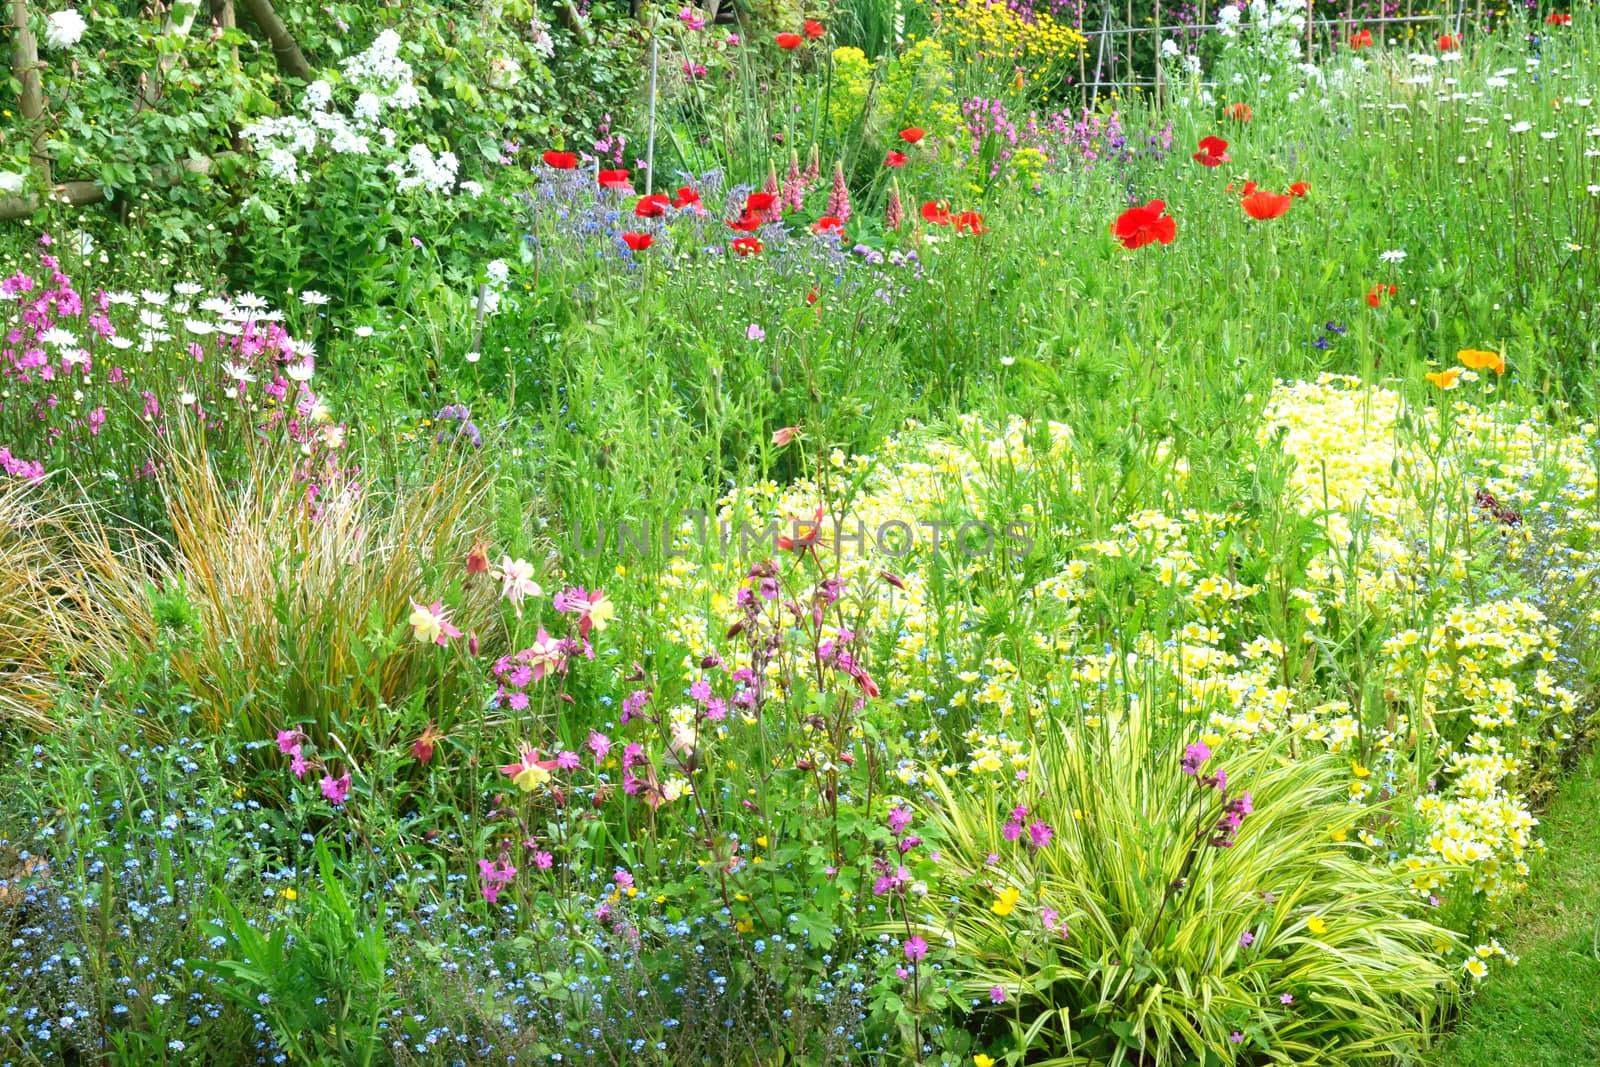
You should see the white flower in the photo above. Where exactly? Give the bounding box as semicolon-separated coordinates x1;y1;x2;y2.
140;289;170;306
222;361;256;384
465;350;481;363
0;171;27;195
1160;39;1180;59
138;309;168;330
286;359;316;383
353;325;375;338
180;391;197;406
1379;249;1407;264
299;289;331;306
303;80;333;110
44;9;87;50
173;282;203;297
485;259;510;289
234;292;269;311
40;328;79;349
1509;121;1532;134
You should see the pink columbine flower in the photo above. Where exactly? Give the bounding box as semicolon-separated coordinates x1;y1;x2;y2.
408;599;463;647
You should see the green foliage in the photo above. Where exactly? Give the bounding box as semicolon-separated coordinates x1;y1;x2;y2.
213;839;396;1066
923;706;1462;1065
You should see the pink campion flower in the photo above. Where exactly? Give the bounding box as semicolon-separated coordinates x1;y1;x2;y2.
588;730;612;762
990;986;1007;1004
320;772;351;806
479;856;517;903
556;750;581;771
903;936;927;962
1239;930;1256;947
1027;820;1055;850
533;850;554;869
290;752;310;779
1181;741;1211;776
276;728;305;755
677;5;705;29
887;806;913;834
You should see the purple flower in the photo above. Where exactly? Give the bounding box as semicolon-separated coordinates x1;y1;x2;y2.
903;936;927;962
1181;741;1211;775
989;985;1007;1004
276;728;304;754
1280;993;1294;1004
289;753;310;779
588;730;612;762
1239;930;1256;947
745;323;766;343
1229;1031;1244;1045
556;750;581;770
887;806;913;834
1027;820;1055;850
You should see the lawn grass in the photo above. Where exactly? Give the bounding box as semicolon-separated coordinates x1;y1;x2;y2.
1430;747;1600;1066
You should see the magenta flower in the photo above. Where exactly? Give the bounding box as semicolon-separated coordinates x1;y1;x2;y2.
290;752;310;779
1280;993;1294;1004
556;750;581;771
989;985;1006;1003
1239;930;1256;947
320;772;351;806
887;806;913;834
276;728;305;755
1027;820;1055;850
903;936;927;962
588;730;612;762
478;856;518;903
1181;741;1211;775
534;850;553;870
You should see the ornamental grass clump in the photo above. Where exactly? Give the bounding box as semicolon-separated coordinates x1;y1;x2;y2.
922;688;1460;1066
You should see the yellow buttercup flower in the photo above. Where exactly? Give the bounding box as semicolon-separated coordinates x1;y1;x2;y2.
1307;916;1328;935
975;1056;997;1067
991;885;1021;916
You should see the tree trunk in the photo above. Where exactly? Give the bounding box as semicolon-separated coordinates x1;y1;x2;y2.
0;154;230;221
238;0;311;79
10;0;50;187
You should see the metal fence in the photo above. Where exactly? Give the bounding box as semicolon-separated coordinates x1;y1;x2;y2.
1077;1;1477;102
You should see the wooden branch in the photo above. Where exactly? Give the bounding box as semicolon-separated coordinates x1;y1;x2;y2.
0;154;231;221
238;0;310;79
10;0;51;187
554;1;595;46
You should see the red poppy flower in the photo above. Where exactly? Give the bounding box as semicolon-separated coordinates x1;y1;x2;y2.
727;213;763;232
598;168;631;190
1289;181;1310;198
1366;283;1397;308
1349;28;1372;48
1224;102;1253;122
1192;135;1230;167
899;127;926;144
1241;189;1292;220
745;191;777;213
884;150;908;168
635;194;671;217
812;215;844;235
1545;11;1571;24
731;236;764;256
542;150;578;169
953;210;988;235
1226;180;1258;196
622;232;654;251
776;32;803;49
806;289;820;305
920;200;952;226
1112;200;1176;249
672;186;701;209
803;19;825;38
1437;33;1458;50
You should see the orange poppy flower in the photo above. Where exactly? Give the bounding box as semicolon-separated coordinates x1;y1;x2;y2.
1457;349;1505;374
1426;367;1462;390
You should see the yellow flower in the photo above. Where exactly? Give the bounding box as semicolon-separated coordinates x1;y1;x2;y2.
1307;916;1328;935
281;887;298;901
735;917;754;933
975;1056;997;1067
1465;957;1488;978
756;835;768;848
1457;348;1505;375
991;885;1021;917
1330;827;1348;842
512;762;551;791
1426;367;1462;390
1351;761;1371;778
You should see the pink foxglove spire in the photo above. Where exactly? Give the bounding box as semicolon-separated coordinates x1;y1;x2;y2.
783;149;804;212
761;162;782;223
826;160;850;224
885;179;904;231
